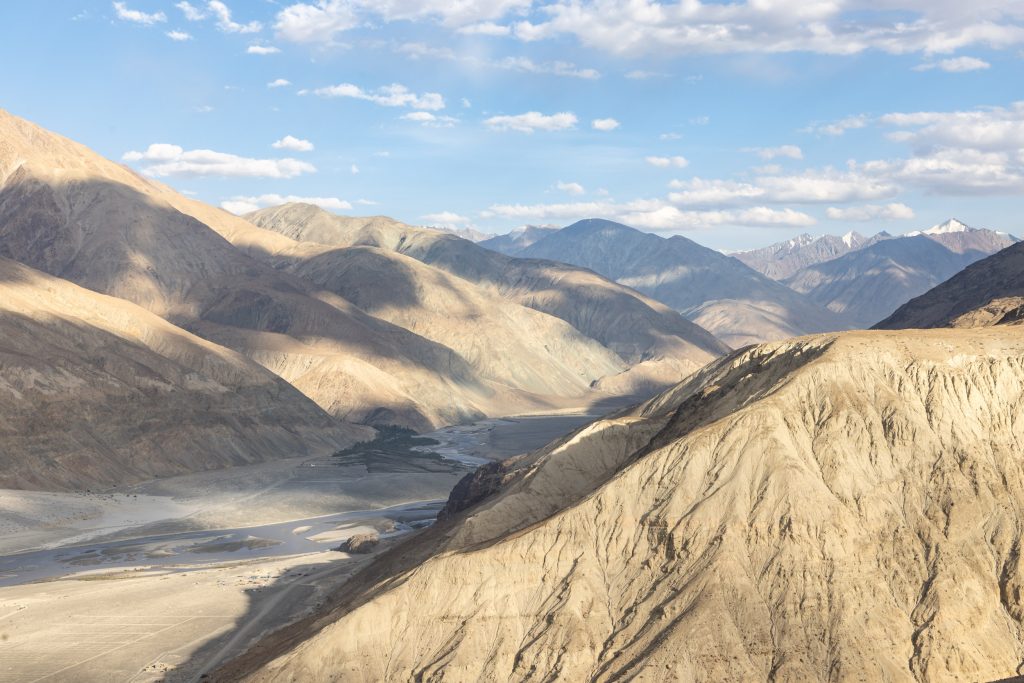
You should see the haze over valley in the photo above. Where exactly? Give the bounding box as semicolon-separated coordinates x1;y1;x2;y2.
3;1;1024;681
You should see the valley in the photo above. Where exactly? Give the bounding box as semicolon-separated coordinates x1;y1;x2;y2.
0;411;601;682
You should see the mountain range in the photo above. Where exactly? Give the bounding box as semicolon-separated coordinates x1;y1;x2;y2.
0;109;729;486
504;218;854;347
480;218;1016;337
781;219;1017;327
733;230;880;279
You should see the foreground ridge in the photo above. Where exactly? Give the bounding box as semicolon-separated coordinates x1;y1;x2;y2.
220;327;1024;682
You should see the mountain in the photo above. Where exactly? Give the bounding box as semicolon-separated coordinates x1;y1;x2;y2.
876;238;1024;329
221;327;1024;683
512;218;852;347
0;256;357;491
478;225;560;255
244;204;730;392
0;110;715;432
733;230;879;280
268;244;627;400
429;224;490;242
784;220;1017;328
905;217;1019;254
0;109;515;431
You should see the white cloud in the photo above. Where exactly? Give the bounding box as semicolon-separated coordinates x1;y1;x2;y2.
457;22;511;36
482;199;815;230
275;0;530;44
667;170;897;205
175;1;205;21
592;118;620;131
208;1;261;33
400;111;459;127
461;98;472;108
494;56;600;79
878;102;1024;152
222;194;352;215
350;164;360;174
422;211;471;226
509;1;1024;57
747;145;803;160
272;135;314;152
166;30;192;40
484;111;577;133
555;181;585;195
268;78;291;88
913;56;991;72
397;42;456;60
248;45;281;55
123;143;315;178
312;83;445;110
625;70;665;79
275;1;357;43
645;155;688;168
689;116;710;125
394;42;601;80
825;203;915;221
803;114;868;136
113;2;166;25
659;132;682;140
860;148;1024;195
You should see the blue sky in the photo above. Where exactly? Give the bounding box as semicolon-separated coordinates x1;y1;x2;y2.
2;1;1023;250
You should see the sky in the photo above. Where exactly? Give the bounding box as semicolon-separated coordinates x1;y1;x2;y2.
2;1;1023;250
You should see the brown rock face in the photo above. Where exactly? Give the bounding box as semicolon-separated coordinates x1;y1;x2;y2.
438;461;516;522
339;533;380;554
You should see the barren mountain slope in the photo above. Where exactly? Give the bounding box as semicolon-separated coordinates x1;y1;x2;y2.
0;256;359;491
246;204;730;389
516;218;852;346
877;239;1024;330
0;109;583;430
229;328;1024;683
733;231;872;280
277;245;626;397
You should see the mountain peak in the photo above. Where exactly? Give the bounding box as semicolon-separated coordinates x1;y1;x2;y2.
906;218;973;237
841;230;864;248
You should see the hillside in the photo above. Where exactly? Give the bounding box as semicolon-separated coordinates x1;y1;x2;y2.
221;327;1024;683
877;239;1024;329
245;204;731;390
514;218;852;346
0;256;358;491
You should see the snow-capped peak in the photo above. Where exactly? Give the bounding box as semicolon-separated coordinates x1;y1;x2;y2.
906;218;972;237
841;230;859;248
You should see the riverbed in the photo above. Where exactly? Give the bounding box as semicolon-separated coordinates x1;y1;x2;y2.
0;411;606;682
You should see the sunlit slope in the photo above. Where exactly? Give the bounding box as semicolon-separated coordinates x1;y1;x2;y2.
237;328;1024;683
